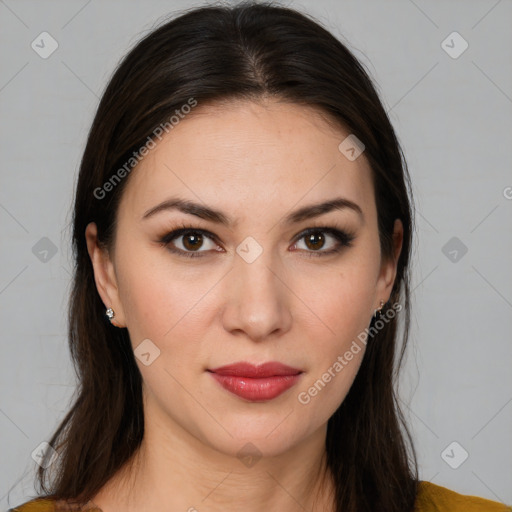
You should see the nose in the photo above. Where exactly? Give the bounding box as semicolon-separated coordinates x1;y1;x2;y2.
220;249;293;343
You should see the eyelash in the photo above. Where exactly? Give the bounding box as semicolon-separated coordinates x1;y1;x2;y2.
157;221;356;259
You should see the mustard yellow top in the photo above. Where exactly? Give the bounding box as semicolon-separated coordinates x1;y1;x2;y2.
8;481;512;511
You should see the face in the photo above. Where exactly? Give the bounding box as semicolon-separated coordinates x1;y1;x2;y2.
86;98;402;460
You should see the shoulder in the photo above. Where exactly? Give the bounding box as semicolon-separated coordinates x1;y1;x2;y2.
7;498;55;512
415;481;512;511
7;497;102;512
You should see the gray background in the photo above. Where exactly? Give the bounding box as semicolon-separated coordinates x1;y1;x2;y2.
1;0;511;508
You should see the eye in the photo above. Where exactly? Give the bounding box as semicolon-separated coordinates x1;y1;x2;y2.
157;223;355;259
157;223;221;258
291;227;355;257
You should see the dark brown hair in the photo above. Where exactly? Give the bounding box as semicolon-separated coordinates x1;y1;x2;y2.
29;2;418;510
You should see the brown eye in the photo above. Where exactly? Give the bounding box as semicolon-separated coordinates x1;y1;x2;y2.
181;232;204;251
304;231;326;251
292;227;355;257
158;226;219;258
158;224;355;259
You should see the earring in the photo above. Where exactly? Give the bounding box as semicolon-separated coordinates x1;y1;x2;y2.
106;307;115;322
373;299;385;319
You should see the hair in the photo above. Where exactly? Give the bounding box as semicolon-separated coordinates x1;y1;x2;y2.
31;2;418;510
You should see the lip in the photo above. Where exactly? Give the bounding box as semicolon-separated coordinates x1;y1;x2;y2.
208;362;303;402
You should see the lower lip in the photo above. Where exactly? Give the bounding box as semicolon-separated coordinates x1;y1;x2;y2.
208;372;302;401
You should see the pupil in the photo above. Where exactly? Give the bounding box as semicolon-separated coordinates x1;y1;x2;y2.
184;233;202;250
306;232;324;250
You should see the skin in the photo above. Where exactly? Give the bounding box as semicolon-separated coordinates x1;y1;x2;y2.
85;97;403;512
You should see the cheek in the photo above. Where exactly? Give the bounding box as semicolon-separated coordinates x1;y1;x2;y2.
114;244;188;344
294;281;371;419
294;328;366;429
117;261;205;403
292;259;377;339
116;248;220;378
291;260;376;412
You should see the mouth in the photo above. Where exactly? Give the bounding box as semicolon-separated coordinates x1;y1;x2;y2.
207;362;304;402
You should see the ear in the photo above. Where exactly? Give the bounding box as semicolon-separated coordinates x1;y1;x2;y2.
85;222;126;328
374;219;403;311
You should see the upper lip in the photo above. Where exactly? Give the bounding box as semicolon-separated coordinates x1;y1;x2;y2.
208;362;303;378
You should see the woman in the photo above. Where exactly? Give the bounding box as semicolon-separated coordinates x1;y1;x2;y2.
9;2;511;511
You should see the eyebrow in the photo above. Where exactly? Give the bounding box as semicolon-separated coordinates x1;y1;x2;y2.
141;196;364;226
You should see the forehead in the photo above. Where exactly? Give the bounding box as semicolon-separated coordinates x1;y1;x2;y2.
118;99;374;224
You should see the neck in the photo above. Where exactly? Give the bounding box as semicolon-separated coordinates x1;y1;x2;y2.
90;409;336;512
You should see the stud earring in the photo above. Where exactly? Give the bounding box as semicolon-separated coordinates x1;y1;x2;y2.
373;299;385;319
106;307;115;322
